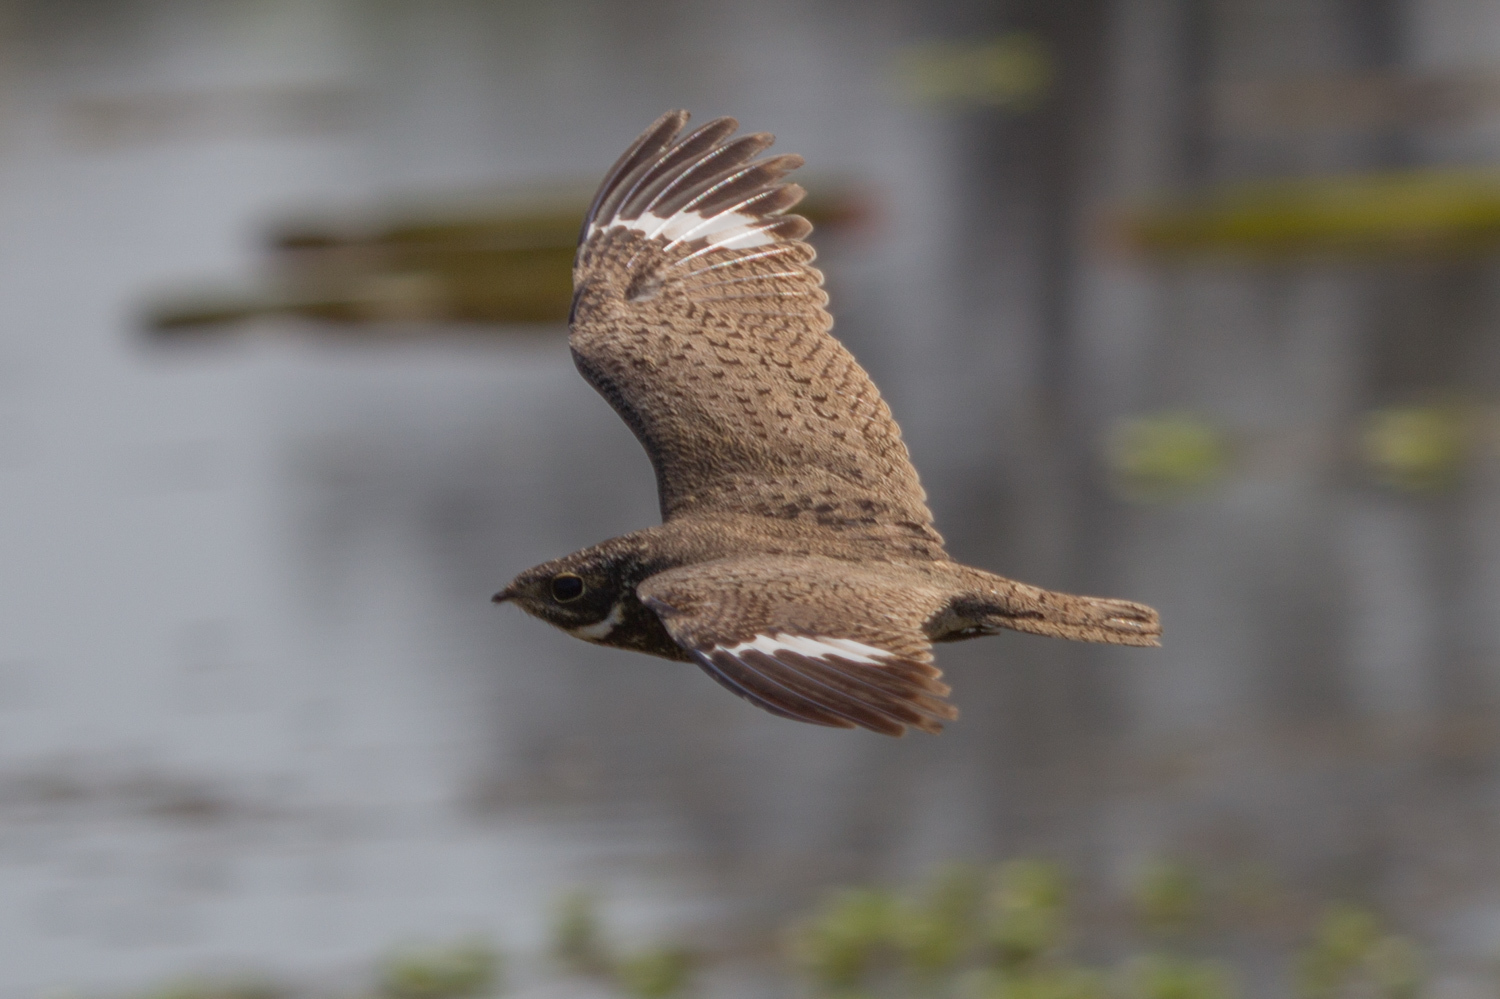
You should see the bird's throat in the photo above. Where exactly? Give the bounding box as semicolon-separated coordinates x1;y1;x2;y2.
569;600;625;641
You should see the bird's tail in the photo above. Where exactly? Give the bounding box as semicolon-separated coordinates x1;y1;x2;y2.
941;570;1162;647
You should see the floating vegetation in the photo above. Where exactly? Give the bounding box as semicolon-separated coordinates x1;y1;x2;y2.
551;890;615;977
790;861;1088;998
785;861;1421;999
548;890;698;999
1107;413;1232;502
894;34;1053;109
1116;169;1500;258
1361;403;1475;493
1296;905;1423;999
143;189;868;335
1133;860;1205;938
1124;955;1237;999
615;947;697;999
105;860;1428;999
378;941;500;999
791;886;906;989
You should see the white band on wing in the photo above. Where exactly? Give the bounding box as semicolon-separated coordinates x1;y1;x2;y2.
593;209;777;249
720;632;895;666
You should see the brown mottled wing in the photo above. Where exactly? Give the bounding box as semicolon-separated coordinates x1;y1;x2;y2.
570;111;939;547
638;556;959;736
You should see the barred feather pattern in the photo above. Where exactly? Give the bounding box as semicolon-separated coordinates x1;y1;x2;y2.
494;110;1162;738
640;556;959;736
571;111;940;550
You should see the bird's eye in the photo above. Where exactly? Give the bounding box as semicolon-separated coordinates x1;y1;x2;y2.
551;573;585;602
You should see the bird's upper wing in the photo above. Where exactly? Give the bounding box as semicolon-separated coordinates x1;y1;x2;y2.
570;111;940;550
638;555;959;736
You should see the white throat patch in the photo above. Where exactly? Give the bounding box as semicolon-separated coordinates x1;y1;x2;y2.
570;601;625;642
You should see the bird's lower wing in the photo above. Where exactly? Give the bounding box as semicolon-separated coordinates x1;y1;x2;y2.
637;556;957;736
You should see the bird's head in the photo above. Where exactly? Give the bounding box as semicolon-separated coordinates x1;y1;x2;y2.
493;549;632;638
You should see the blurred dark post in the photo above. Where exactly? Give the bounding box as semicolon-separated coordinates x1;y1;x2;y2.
1176;0;1215;187
1105;0;1500;904
1347;0;1410;167
980;0;1116;861
1344;0;1494;724
898;0;1119;865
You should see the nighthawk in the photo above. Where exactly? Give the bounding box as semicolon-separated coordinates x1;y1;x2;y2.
495;110;1161;736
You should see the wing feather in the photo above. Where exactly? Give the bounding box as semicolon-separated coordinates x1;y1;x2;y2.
630;134;776;226
638;556;959;736
611;119;742;225
694;653;849;727
581;110;690;241
571;112;941;549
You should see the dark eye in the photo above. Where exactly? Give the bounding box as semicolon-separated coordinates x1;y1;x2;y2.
551;573;585;602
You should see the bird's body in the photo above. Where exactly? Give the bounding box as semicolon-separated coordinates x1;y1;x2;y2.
497;111;1161;736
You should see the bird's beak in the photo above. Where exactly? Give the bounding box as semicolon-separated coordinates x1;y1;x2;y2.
492;585;517;604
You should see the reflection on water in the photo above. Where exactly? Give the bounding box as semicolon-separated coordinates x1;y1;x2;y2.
0;343;716;994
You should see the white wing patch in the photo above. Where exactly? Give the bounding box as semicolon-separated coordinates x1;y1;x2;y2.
591;208;777;250
576;114;814;299
720;632;895;666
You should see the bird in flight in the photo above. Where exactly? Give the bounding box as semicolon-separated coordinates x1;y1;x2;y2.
495;111;1160;736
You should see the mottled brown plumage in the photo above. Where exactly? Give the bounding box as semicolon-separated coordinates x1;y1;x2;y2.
496;110;1161;736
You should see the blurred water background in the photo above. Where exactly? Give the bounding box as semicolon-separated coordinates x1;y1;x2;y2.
3;1;1500;997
